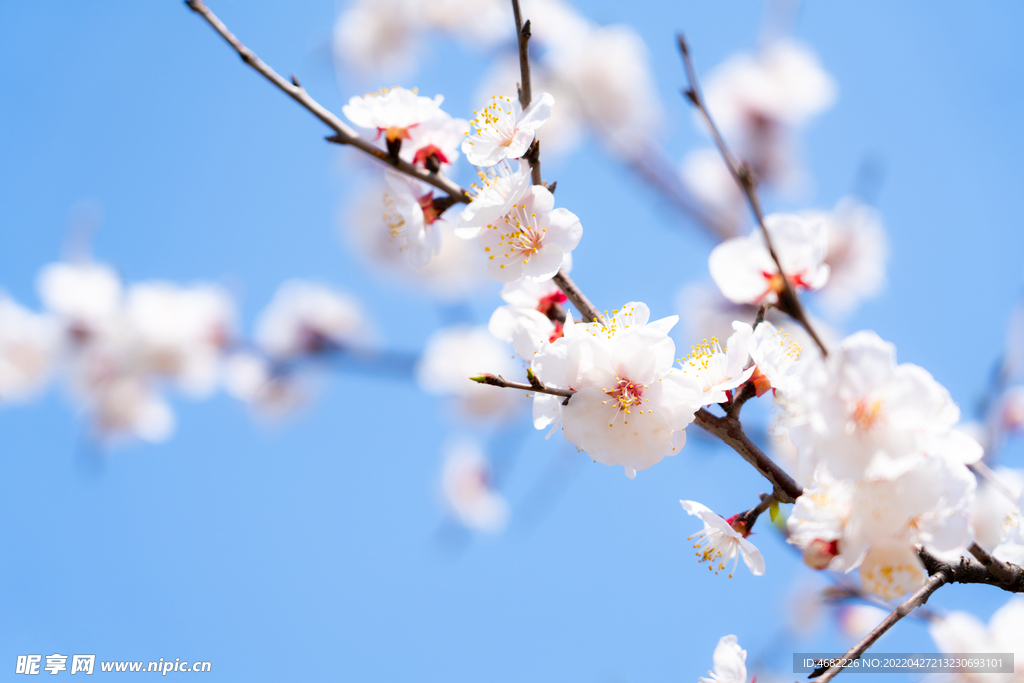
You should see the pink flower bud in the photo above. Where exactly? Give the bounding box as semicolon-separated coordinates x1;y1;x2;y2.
803;539;839;570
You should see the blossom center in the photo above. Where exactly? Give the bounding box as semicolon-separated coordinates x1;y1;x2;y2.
851;398;885;432
469;96;518;144
605;378;643;414
495;203;545;263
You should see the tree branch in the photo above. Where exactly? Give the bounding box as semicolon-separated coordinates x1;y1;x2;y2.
676;34;828;358
510;1;543;186
692;408;802;504
185;0;470;203
470;372;574;399
552;270;605;324
812;570;950;682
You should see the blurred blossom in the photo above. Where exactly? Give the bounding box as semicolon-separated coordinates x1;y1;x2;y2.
333;0;422;79
699;634;749;683
346;183;490;300
1000;385;1024;432
223;351;311;418
680;149;745;234
709;213;830;306
416;325;524;420
836;604;888;640
806;197;888;316
125;281;235;397
255;280;373;360
928;598;1024;683
0;294;59;403
440;438;509;533
417;0;508;48
970;467;1024;563
545;23;663;145
383;171;444;267
701;39;837;191
37;261;122;339
488;275;567;359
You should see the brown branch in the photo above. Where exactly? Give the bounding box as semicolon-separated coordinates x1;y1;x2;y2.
470;372;574;399
510;1;543;186
918;548;1024;592
813;571;950;682
692;408;802;503
552;270;605;325
185;0;470;203
968;542;1020;589
676;34;828;358
736;492;776;532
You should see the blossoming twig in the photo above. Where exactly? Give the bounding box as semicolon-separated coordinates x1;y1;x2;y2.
510;0;543;188
812;571;950;682
676;34;828;358
185;0;469;202
552;270;604;324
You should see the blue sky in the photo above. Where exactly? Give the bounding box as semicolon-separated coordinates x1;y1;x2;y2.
1;1;1023;681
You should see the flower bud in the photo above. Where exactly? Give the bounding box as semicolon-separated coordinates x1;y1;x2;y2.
803;538;838;570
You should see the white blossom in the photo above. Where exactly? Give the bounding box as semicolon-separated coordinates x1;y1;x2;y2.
488;277;567;359
456;160;532;239
478;184;582;283
416;325;523;420
680;321;755;404
709;212;830;306
37;261;122;338
748;320;809;398
402;110;469;171
551;303;704;477
440;438;508;533
929;597;1024;683
342;86;443;145
383;170;444;268
255;281;372;360
0;294;58;403
808;197;889;316
462;92;555;167
332;0;420;78
788;331;982;481
125;281;234;397
699;634;750;683
682;500;765;577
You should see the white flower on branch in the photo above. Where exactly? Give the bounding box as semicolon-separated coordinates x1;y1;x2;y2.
347;184;488;301
788;330;982;481
549;303;703;477
682;501;765;578
788;457;976;600
461;92;555;167
440;438;508;533
478;185;582;283
709;212;830;306
456;160;532;239
255;280;372;360
402;110;470;171
488;276;568;359
699;635;750;683
747;320;811;398
342;86;443;148
680;321;755;405
383;170;445;268
0;294;58;403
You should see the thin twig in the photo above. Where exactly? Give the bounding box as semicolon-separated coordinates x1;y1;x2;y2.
471;372;575;399
736;492;776;531
552;270;605;324
510;1;543;186
813;571;950;682
692;408;803;504
676;34;828;358
185;0;469;203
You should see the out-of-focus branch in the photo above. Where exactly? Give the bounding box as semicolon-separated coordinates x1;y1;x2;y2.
676;34;828;358
510;1;543;186
692;408;802;503
185;0;469;203
813;571;950;682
